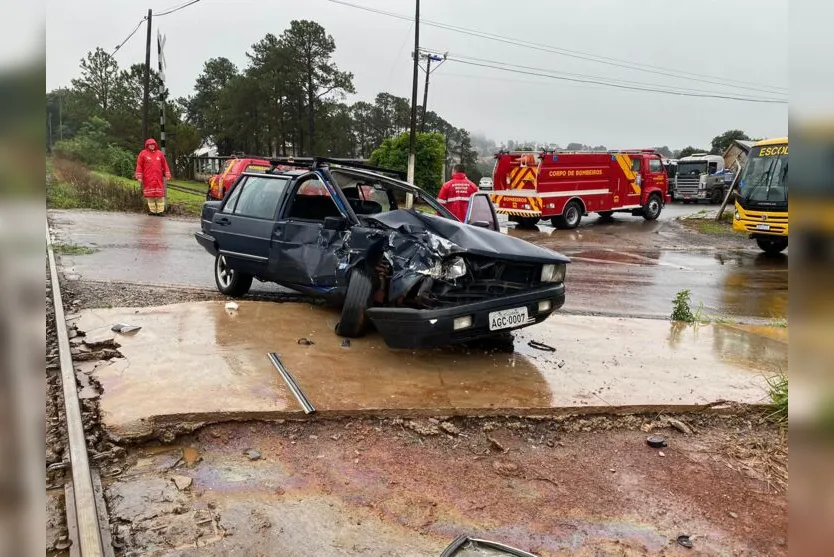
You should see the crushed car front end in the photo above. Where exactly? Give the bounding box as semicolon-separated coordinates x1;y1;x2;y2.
358;211;569;349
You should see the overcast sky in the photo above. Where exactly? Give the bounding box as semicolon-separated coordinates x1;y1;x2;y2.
46;0;788;149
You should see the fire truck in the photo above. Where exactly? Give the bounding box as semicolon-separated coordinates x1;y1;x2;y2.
491;150;670;228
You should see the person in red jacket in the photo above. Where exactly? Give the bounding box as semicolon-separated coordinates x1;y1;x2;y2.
135;138;171;215
437;164;479;221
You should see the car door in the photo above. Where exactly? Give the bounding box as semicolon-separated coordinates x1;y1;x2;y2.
270;173;353;288
211;174;290;277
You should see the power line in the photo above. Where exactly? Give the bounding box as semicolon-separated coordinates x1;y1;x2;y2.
110;17;147;56
445;57;787;104
326;0;787;95
423;49;787;102
157;0;202;17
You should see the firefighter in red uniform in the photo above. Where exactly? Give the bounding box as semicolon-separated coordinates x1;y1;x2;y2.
135;138;171;215
437;164;479;221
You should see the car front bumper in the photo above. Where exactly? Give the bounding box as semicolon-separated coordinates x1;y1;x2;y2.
366;283;565;349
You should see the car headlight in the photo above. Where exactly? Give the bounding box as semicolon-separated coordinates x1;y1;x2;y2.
541;263;566;283
444;256;467;280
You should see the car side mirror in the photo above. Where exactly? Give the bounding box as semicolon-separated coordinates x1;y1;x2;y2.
323;216;347;231
470;220;491;229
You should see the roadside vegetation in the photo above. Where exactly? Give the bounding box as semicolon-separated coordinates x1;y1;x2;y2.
678;208;739;236
766;373;788;426
671;289;696;323
52;242;98;256
49;157;201;216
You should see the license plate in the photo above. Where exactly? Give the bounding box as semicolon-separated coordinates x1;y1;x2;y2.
489;307;528;331
756;223;771;231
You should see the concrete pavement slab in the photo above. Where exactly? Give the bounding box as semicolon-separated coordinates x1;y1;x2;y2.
72;301;785;440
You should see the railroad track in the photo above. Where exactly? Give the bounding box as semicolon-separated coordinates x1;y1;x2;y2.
167;183;207;197
47;225;115;557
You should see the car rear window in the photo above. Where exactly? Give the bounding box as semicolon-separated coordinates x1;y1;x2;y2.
233;176;290;220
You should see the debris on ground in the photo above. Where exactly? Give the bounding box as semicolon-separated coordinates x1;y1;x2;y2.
492;460;520;476
658;451;666;457
341;339;351;348
297;338;315;346
170;475;193;491
646;435;667;448
486;435;508;453
243;449;262;461
667;417;694;435
82;329;118;349
111;323;142;333
225;301;239;310
406;420;440;436
729;511;738;519
677;534;693;549
439;421;460;436
527;340;556;352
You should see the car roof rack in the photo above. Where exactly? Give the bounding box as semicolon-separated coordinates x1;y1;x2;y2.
268;157;407;180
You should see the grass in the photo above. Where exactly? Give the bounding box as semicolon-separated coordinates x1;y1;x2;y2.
766;373;788;426
52;243;97;256
48;157;202;216
770;317;788;328
678;208;740;237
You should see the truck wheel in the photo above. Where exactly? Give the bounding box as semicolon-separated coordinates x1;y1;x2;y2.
214;254;253;297
336;266;374;338
516;217;540;228
642;194;662;221
553;200;582;229
710;188;723;204
756;237;788;255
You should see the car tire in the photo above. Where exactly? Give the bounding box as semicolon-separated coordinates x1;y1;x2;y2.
756;237;788;255
516;217;540;228
642;194;662;221
214;254;253;297
710;188;723;204
336;266;374;338
552;200;582;229
598;211;614;220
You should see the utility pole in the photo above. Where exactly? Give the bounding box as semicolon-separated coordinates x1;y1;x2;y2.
158;29;168;209
420;52;446;133
47;113;53;153
58;96;63;140
141;8;152;141
406;0;420;207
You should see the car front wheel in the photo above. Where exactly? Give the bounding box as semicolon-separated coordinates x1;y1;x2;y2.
214;254;253;297
336;266;374;338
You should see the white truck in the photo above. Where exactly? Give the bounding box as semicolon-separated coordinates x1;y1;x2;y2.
478;177;494;191
674;154;726;203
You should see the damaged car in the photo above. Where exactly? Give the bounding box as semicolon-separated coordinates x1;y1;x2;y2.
195;158;570;349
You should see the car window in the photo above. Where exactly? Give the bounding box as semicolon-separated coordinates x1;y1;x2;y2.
286;176;343;221
232;176;290;220
631;158;642;173
649;159;663;173
221;178;244;213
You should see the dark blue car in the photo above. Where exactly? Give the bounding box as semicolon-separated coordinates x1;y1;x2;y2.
195;158;569;349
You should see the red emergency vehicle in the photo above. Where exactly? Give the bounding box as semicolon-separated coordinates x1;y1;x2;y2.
491;150;670;228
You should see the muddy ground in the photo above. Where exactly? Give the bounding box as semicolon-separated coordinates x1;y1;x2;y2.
103;414;787;557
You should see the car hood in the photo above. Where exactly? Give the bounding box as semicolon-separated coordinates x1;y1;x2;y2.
365;210;570;264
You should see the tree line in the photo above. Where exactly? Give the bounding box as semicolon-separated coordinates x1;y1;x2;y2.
46;19;481;192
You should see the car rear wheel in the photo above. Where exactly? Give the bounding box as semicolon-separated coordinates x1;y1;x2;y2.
214;254;253;297
553;200;582;229
642;194;662;220
336;266;374;338
756;237;788;255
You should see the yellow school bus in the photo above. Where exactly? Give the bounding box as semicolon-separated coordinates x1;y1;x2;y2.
733;137;788;254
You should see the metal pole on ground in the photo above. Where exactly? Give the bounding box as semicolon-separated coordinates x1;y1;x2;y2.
406;0;420;208
716;159;742;220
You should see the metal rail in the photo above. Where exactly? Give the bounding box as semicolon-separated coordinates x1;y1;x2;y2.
47;224;107;557
267;352;316;414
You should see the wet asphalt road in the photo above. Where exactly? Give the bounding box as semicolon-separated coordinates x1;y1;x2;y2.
48;203;788;320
